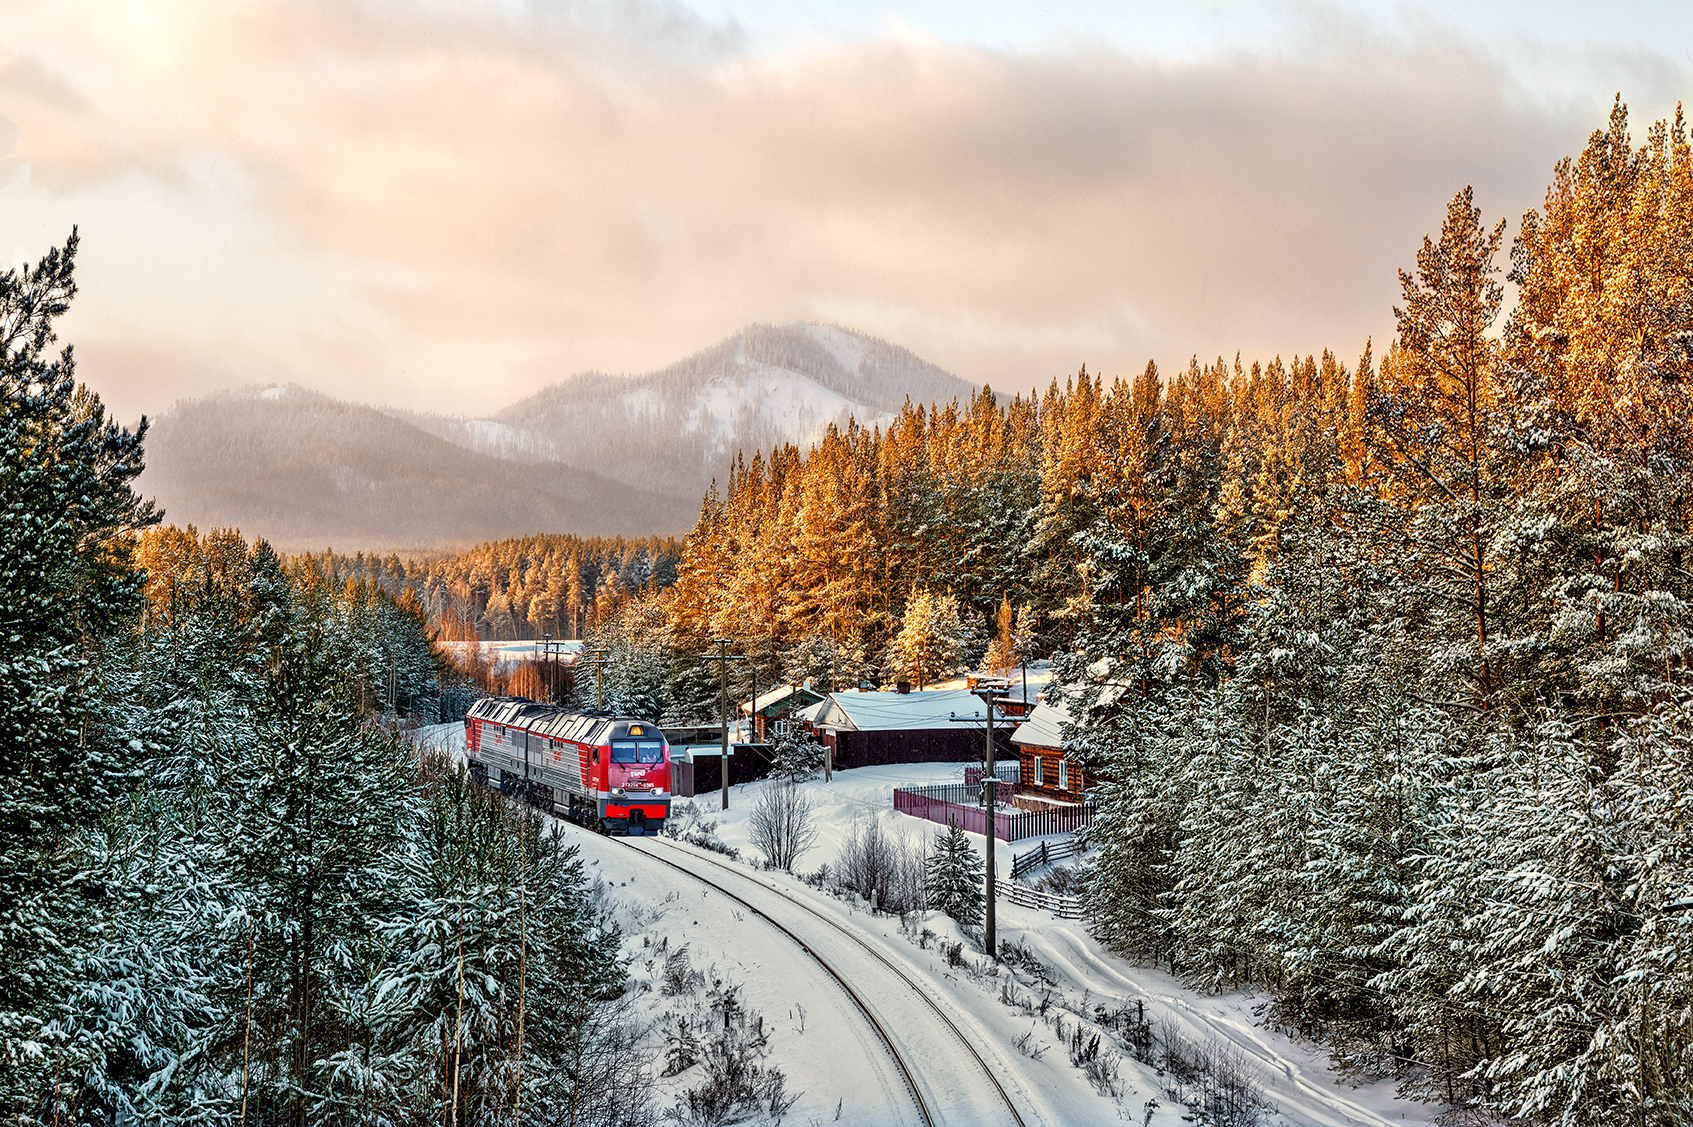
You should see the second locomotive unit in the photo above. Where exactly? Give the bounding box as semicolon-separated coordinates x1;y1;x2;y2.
465;696;672;835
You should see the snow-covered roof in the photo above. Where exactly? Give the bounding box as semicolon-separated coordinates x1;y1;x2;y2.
792;698;829;723
739;683;824;716
1011;701;1072;751
815;689;1015;732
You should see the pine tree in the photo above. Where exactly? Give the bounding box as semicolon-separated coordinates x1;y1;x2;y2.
886;588;978;689
767;726;825;783
1372;187;1510;706
925;823;984;926
0;230;158;1111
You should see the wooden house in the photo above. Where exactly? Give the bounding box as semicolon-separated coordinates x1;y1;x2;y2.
1009;700;1091;805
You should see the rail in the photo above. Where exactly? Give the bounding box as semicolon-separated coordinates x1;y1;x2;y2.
623;838;937;1127
637;838;1028;1127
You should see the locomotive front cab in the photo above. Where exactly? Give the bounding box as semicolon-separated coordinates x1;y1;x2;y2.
600;721;671;835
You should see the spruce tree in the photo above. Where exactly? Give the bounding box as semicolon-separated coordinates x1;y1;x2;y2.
0;230;158;1110
767;725;825;782
925;823;984;926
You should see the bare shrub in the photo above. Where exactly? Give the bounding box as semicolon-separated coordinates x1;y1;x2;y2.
662;983;801;1127
748;779;817;872
833;815;927;913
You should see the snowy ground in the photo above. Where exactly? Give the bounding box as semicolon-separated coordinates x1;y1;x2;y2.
417;724;1438;1127
438;640;581;668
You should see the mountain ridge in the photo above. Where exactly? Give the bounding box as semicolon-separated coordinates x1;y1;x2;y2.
139;322;981;548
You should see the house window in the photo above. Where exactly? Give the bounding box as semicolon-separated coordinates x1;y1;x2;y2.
1057;759;1069;790
1033;757;1044;786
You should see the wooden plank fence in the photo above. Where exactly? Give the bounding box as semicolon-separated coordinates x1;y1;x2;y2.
891;784;1097;843
1010;836;1084;879
996;880;1086;920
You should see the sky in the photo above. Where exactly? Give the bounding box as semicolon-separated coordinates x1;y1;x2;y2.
2;0;1690;423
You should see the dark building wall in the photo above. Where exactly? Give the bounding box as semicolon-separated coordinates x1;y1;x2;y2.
675;743;772;796
828;727;1015;770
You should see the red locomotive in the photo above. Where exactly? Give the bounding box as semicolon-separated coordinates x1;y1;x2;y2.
464;696;672;835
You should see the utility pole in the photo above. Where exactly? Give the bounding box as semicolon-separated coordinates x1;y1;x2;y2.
704;639;748;811
578;647;610;710
974;684;1002;962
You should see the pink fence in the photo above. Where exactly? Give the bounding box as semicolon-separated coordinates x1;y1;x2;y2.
892;787;1096;843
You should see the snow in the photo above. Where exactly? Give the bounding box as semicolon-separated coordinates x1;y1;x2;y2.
437;639;581;667
680;361;896;452
458;418;559;460
1010;700;1070;751
416;723;1439;1127
818;688;1003;732
802;322;867;376
925;659;1057;705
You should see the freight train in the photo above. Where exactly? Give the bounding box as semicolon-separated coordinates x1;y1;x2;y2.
464;696;672;835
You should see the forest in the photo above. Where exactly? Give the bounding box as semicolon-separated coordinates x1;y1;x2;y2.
2;97;1691;1125
565;101;1693;1123
1;239;640;1124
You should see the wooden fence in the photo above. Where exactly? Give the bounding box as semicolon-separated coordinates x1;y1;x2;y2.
1010;836;1085;879
891;784;1097;843
996;879;1086;920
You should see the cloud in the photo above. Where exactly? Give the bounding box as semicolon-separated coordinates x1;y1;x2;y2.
0;0;1667;422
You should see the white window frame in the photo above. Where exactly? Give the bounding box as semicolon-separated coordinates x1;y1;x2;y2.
1057;759;1069;790
1033;756;1044;786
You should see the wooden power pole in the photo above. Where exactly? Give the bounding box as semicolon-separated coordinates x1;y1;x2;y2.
705;639;747;811
974;684;1001;962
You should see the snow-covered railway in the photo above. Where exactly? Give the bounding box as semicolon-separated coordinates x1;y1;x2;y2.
626;838;944;1126
625;836;1029;1127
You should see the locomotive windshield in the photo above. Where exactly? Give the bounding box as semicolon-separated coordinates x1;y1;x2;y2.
611;739;665;764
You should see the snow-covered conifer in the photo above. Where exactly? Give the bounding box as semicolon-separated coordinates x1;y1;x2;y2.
925;822;984;926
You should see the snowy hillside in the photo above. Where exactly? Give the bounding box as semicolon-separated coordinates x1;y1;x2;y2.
138;386;697;549
139;323;979;545
493;321;980;494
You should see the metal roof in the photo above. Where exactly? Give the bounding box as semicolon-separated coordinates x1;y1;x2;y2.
1010;700;1072;751
814;689;1014;732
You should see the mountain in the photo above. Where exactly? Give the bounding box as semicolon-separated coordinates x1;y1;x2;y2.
427;322;978;494
139;322;980;548
139;387;697;550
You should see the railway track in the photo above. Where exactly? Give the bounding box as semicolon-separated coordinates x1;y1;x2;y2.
627;836;1027;1127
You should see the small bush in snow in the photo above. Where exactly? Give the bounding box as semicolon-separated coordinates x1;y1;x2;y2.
662;983;801;1127
833;815;926;914
748;778;817;872
1013;1026;1049;1060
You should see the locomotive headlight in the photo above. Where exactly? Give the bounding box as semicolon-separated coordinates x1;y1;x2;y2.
611;787;625;796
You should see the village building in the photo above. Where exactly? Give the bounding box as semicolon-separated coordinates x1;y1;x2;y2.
1009;699;1091;808
805;687;1018;769
738;683;826;740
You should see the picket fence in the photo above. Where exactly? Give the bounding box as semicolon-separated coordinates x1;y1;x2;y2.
891;784;1097;843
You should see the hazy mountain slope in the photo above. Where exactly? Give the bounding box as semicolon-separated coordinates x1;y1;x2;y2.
140;388;697;550
139;323;978;547
493;322;979;493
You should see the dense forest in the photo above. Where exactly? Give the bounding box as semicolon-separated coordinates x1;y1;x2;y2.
287;535;683;645
5;97;1692;1125
1;238;638;1123
567;101;1693;1123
